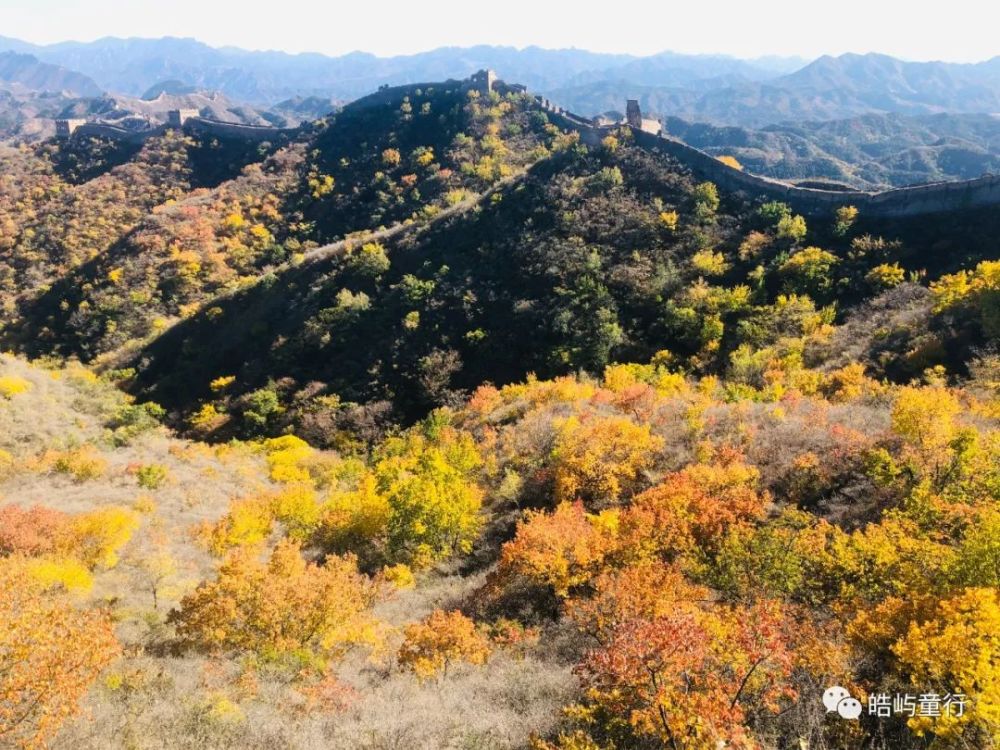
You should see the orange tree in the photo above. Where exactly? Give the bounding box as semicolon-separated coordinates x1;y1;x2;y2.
498;501;620;598
170;540;380;665
569;597;798;750
0;560;120;749
397;609;492;680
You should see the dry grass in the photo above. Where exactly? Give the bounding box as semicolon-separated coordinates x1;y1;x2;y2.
0;354;576;749
52;566;575;750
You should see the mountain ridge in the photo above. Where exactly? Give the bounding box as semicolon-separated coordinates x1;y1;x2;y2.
0;50;103;96
3;37;999;127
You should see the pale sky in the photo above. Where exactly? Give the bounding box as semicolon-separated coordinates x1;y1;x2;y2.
1;0;998;62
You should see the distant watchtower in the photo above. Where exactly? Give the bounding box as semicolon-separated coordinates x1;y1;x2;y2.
468;69;497;95
167;109;200;128
55;118;86;139
625;100;642;129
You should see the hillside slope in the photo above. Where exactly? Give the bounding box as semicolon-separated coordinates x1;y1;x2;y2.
0;74;998;750
1;77;998;440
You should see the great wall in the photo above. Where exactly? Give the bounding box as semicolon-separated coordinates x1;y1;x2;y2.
55;109;292;144
56;70;1000;218
531;93;1000;218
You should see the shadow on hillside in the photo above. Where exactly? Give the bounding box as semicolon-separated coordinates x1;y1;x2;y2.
124;154;578;424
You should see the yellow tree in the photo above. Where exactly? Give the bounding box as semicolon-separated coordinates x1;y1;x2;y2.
373;427;483;565
891;385;962;482
170;540;380;662
0;560;120;748
892;588;1000;744
717;155;743;171
398;610;491;680
550;414;663;505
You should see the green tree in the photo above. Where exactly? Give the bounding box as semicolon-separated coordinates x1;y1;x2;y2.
776;213;808;243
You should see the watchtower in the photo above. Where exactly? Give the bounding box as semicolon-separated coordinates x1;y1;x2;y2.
625;100;642;129
468;69;497;95
55;119;86;139
167;109;200;128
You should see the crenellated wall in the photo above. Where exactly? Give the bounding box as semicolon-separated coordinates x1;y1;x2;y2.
180;117;290;142
535;96;1000;218
71;122;167;143
54;115;294;145
51;73;1000;219
349;79;466;112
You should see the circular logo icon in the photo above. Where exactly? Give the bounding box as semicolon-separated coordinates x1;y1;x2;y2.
837;697;863;720
823;686;850;713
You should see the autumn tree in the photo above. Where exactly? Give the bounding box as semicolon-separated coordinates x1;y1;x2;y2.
692;181;720;222
131;530;182;610
499;501;620;597
776;213;807;243
549;414;663;506
931;260;1000;339
69;506;140;569
865;262;906;291
948;507;1000;588
717;155;743;170
397;609;491;680
345;241;391;278
892;588;1000;744
572;599;797;749
779;246;839;301
318;472;391;561
0;504;72;556
891;385;962;483
373;425;483;565
619;458;769;560
170;540;380;663
832;205;859;236
699;509;816;602
567;560;709;643
0;560;120;748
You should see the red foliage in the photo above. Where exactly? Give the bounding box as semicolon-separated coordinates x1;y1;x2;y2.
0;504;72;557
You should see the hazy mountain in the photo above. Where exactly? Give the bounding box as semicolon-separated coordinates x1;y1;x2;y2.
663;111;1000;187
558;51;789;88
94;90;278;125
779;52;1000;111
269;95;339;124
0;37;633;102
141;79;200;99
0;84;283;142
0;88;82;139
0;35;37;54
1;38;998;129
0;36;795;104
550;53;1000;125
0;51;102;96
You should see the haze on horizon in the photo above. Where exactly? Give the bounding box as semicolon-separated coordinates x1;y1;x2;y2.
1;0;998;64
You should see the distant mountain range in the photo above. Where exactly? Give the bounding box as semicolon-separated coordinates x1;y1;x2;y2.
0;48;318;140
2;37;999;127
0;50;102;96
0;36;801;105
549;53;1000;126
2;35;1000;186
663;111;1000;188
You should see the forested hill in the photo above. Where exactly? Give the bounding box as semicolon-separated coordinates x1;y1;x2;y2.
1;77;998;440
0;72;999;750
